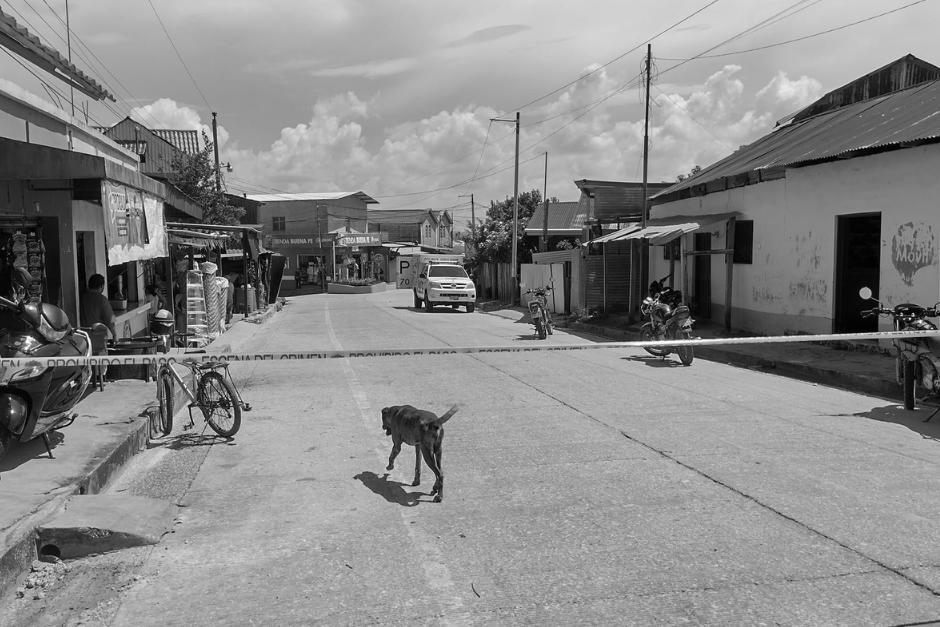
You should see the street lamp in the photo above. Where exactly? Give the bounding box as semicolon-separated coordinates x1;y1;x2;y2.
491;112;520;304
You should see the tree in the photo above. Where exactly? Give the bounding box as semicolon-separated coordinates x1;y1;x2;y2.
676;164;702;182
464;189;546;268
169;132;244;226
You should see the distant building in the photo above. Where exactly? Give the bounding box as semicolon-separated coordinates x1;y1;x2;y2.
367;209;454;251
247;192;379;281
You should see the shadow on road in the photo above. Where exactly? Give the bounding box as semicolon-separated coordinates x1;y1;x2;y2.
166;432;236;449
0;431;64;473
354;471;428;506
850;403;940;442
621;355;687;368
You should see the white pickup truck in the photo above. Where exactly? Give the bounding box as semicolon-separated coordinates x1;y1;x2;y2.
413;262;476;312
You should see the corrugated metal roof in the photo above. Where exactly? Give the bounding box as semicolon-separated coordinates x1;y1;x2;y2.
246;191;378;204
653;77;940;202
0;8;113;101
369;209;448;225
151;129;201;155
575;180;674;221
525;201;585;233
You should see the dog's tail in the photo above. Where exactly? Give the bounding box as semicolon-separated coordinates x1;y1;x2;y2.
435;404;459;425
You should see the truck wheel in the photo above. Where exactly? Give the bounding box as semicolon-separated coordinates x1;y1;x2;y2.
466;303;475;313
424;297;433;311
413;290;421;308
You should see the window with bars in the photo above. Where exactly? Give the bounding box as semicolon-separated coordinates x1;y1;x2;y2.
733;220;753;264
272;216;285;231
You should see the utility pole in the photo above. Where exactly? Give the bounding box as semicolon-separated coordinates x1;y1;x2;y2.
640;43;652;306
457;193;476;234
66;0;74;120
211;112;222;193
541;151;549;252
491;112;521;305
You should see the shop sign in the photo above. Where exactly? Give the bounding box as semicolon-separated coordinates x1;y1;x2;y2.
271;237;321;246
101;180;167;266
336;233;381;247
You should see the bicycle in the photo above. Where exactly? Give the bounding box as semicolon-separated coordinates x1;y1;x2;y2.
154;345;249;438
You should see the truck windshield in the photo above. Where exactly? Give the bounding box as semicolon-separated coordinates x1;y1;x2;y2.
428;265;469;278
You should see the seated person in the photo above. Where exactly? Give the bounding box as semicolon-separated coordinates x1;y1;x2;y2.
80;274;117;339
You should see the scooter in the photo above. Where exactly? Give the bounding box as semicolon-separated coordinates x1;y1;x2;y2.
859;286;940;413
524;286;554;339
0;277;93;461
639;274;695;366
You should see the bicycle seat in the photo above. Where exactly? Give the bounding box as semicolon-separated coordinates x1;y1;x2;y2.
196;360;229;371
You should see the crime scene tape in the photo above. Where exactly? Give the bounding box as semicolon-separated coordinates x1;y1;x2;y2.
0;329;936;369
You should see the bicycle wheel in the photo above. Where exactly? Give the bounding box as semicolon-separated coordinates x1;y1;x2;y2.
197;371;242;437
155;367;174;437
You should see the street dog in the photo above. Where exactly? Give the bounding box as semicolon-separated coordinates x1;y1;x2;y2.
381;404;458;503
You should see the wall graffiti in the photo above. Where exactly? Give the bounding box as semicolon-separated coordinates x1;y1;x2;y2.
891;221;935;286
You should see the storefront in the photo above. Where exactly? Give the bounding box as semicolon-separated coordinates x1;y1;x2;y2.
333;231;383;281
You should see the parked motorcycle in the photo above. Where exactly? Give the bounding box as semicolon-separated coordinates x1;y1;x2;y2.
640;275;695;366
0;270;93;461
859;286;940;412
524;285;554;340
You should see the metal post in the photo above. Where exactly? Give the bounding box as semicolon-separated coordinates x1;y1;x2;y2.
542;151;549;252
212;112;222;193
512;111;520;304
640;43;652;313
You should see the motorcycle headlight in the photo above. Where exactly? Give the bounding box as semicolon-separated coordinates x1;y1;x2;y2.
0;392;30;433
10;365;46;382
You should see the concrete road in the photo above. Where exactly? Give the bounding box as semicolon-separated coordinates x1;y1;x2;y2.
6;288;940;625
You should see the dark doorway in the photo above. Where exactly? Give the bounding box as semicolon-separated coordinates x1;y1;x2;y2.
693;233;712;318
835;213;881;332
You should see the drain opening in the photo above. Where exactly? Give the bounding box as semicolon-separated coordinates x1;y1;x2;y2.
39;544;61;559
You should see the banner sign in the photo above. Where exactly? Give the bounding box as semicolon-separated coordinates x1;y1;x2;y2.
336;233;381;247
101;180;168;266
4;329;939;368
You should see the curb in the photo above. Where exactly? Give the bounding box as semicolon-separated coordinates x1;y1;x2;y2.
0;307;277;596
570;321;898;400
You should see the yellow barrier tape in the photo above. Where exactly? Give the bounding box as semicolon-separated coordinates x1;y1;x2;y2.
0;328;934;368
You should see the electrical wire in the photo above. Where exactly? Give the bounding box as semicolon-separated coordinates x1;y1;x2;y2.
656;0;928;60
506;0;723;113
145;0;213;111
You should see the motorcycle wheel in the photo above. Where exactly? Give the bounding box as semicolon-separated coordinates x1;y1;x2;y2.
677;330;694;366
902;359;916;411
535;318;547;340
546;317;554;335
640;324;669;357
424;296;434;311
0;426;10;460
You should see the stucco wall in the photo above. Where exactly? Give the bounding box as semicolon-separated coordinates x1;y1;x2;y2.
650;144;940;335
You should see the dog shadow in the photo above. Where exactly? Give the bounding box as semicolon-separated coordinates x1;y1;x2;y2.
354;471;429;506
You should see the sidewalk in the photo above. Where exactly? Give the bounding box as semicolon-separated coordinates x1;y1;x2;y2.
0;306;277;596
479;301;901;401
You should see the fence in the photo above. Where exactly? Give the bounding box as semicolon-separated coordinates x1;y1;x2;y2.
474;262;514;302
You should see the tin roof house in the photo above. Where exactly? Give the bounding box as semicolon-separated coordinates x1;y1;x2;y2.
648;54;940;336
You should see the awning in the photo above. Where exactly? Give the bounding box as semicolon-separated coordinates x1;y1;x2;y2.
583;212;739;246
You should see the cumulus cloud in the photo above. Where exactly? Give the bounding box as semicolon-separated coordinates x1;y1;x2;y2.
223;63;825;220
130;98;230;148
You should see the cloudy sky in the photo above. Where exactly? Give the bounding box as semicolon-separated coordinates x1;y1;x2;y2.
2;0;937;227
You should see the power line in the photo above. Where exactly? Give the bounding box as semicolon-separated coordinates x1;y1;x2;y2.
507;0;723;113
145;0;213;111
657;0;928;60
